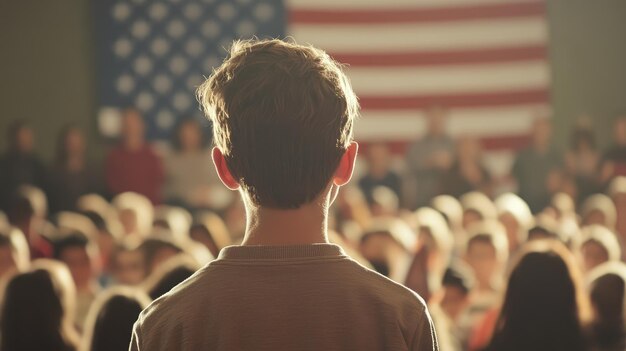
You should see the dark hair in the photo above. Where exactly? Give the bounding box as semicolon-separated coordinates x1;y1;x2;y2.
53;232;89;260
89;294;146;351
82;210;107;232
149;266;196;299
442;263;474;294
6;119;30;152
138;238;182;271
170;118;209;151
197;39;358;209
485;245;587;351
1;269;75;351
7;192;34;226
589;273;626;350
570;126;596;152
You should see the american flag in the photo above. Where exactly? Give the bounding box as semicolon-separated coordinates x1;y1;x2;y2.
95;0;550;173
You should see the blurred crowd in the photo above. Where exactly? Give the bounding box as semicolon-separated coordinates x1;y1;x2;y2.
2;106;626;350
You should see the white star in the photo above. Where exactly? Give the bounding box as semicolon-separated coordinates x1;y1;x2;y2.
173;92;192;111
149;3;168;21
153;75;172;94
113;38;133;58
201;20;220;39
116;75;135;95
136;91;155;111
134;56;153;76
169;56;188;75
236;20;256;37
112;3;131;21
131;20;151;39
217;3;236;21
185;37;204;57
156;109;175;130
254;3;274;22
183;3;202;21
151;37;170;56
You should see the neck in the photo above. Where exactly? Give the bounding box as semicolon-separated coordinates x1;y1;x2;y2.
241;196;330;246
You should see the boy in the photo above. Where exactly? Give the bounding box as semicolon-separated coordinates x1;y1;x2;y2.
130;39;438;350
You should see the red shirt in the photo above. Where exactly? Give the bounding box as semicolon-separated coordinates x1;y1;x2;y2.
105;144;164;204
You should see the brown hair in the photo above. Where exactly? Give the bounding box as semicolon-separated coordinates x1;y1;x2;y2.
197;39;359;209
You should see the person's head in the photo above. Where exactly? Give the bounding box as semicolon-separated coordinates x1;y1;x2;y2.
139;238;183;274
574;225;621;273
613;115;626;146
197;39;359;210
531;116;552;149
587;261;626;346
0;227;30;278
527;213;562;242
359;218;416;277
171;118;207;152
425;106;447;137
189;212;231;257
440;262;475;321
431;195;464;234
1;259;79;351
412;207;454;286
570;125;596;153
369;186;400;217
365;142;392;175
487;240;590;351
460;192;497;231
55;124;85;166
110;242;146;285
112;192;154;237
463;220;508;291
6;119;34;154
495;193;533;253
82;287;151;351
120;107;145;145
53;231;99;290
581;194;617;230
142;254;200;299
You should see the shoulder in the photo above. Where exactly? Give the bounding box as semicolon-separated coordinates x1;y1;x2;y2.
344;258;428;312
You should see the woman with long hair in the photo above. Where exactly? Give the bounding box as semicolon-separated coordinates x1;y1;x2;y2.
483;240;591;351
1;259;80;351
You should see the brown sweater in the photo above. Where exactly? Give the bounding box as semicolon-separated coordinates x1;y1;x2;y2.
130;244;439;350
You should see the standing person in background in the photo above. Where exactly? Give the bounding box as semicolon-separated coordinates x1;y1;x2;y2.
600;115;626;183
565;121;600;203
440;136;492;198
511;117;562;213
163;118;221;210
131;39;438;351
105;108;164;204
405;106;455;209
47;125;103;214
358;143;402;206
0;120;46;212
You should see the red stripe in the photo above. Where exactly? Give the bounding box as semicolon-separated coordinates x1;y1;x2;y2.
332;45;547;67
290;2;545;25
359;89;549;110
359;135;530;154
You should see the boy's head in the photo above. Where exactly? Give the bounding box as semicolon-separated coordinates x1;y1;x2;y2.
53;231;98;290
197;39;359;209
463;221;508;290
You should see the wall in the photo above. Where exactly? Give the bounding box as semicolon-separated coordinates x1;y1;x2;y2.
1;1;626;162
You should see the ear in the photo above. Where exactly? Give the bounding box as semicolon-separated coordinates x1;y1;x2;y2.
211;147;240;190
333;142;359;186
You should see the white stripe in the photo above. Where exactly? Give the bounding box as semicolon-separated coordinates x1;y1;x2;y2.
354;104;547;140
288;0;542;10
345;60;549;96
289;17;547;52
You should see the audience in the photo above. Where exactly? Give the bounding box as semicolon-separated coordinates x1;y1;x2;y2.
482;240;590;351
163;118;220;209
0;120;46;212
2;49;626;351
82;287;151;351
511;117;562;213
47;125;102;214
105;108;164;204
1;260;81;351
405;106;455;208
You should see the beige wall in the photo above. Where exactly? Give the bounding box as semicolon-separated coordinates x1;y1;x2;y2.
1;1;626;163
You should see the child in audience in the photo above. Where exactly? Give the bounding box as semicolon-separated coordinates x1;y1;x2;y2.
459;191;498;231
0;226;29;278
582;193;618;230
495;193;533;253
53;230;102;329
109;242;147;285
574;224;621;273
